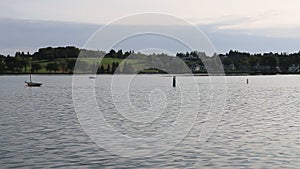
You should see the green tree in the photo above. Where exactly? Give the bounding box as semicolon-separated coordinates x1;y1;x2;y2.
67;60;76;72
46;63;59;72
60;59;67;73
0;56;5;73
97;65;105;74
5;56;16;72
106;64;111;73
111;62;117;73
19;58;29;73
31;63;42;73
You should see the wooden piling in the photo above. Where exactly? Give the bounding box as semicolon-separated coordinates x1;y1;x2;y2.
173;76;176;87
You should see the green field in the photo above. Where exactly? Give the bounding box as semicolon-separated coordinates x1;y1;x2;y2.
24;57;145;73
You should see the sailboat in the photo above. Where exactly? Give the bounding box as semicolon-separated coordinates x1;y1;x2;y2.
89;62;98;79
25;74;42;87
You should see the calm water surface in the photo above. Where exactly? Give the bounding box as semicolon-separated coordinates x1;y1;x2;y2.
0;75;299;168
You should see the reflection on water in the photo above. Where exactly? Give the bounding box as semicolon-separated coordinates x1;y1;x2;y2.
0;75;299;168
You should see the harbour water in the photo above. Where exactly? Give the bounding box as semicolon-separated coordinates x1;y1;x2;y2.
0;75;299;168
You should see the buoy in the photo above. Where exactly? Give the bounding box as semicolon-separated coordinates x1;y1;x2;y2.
173;76;176;87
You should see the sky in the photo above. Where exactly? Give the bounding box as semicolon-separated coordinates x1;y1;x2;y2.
1;0;300;55
2;0;300;27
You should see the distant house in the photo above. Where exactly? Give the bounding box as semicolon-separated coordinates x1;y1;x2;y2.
288;64;300;73
190;64;206;72
276;66;282;73
191;64;200;72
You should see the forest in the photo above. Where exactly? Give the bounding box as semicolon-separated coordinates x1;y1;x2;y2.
1;46;300;74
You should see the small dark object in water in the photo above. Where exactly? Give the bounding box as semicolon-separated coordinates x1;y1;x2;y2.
25;81;42;87
173;76;176;87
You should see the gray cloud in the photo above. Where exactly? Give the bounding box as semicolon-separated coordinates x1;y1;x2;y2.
1;18;300;56
0;18;99;55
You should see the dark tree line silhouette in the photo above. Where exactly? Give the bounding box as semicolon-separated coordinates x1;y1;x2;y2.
1;46;300;74
95;62;121;74
32;46;80;60
177;50;300;73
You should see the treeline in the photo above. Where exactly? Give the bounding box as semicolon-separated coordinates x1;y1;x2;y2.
221;50;300;72
177;50;300;73
0;46;134;73
1;46;300;74
31;46;133;60
93;62;136;74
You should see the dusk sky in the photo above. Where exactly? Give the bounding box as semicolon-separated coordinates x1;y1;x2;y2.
1;0;300;55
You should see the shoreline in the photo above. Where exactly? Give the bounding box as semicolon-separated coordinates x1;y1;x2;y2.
1;72;300;76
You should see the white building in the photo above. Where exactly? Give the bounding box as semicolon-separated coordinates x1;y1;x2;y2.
288;64;300;73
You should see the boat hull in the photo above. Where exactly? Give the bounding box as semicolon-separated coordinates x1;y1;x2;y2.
25;81;42;87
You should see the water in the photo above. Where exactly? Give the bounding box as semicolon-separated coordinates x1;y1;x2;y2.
0;75;299;168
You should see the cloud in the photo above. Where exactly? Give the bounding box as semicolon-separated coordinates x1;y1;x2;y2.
1;18;300;56
193;11;300;40
0;18;99;55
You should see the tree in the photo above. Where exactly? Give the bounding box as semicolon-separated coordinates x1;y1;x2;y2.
5;56;16;72
19;58;29;73
46;63;52;72
105;49;116;58
117;50;123;58
248;55;259;67
32;46;80;60
14;56;24;71
97;65;105;74
112;62;119;73
67;60;76;72
222;57;233;65
106;64;111;73
31;63;42;73
0;56;5;73
60;59;67;73
46;63;59;72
